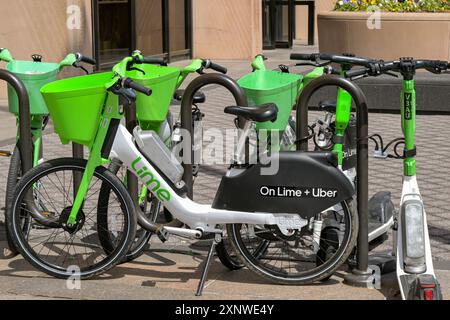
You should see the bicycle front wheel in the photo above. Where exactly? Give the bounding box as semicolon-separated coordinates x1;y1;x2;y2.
6;158;136;279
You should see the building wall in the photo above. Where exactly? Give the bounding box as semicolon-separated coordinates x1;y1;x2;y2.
0;0;93;100
295;0;335;45
135;0;164;56
192;0;263;60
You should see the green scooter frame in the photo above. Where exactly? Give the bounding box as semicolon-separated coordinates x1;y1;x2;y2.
310;53;447;300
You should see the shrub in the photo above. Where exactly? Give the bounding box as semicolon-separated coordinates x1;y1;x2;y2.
334;0;450;12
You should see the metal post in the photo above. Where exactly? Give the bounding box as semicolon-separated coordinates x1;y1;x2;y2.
296;75;374;287
308;1;315;46
180;73;248;199
0;70;32;174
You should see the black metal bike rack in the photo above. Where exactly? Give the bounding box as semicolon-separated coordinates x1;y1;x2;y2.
180;73;248;199
296;75;374;287
180;73;248;296
0;70;33;174
0;69;85;226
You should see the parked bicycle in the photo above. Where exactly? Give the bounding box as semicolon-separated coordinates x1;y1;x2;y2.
0;48;95;256
217;53;393;272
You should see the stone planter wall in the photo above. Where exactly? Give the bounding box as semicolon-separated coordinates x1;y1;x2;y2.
318;12;450;61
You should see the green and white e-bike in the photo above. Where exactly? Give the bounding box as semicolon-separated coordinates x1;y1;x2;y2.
217;54;394;272
7;57;358;287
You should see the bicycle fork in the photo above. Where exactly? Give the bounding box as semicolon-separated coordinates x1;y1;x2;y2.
66;93;119;228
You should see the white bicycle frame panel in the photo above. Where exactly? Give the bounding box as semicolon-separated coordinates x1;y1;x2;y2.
109;125;308;234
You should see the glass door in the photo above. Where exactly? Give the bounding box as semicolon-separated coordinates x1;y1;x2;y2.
93;0;192;69
263;0;294;49
168;0;192;61
94;0;132;69
133;0;192;62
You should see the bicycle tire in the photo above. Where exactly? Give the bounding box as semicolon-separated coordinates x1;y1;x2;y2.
6;158;136;279
226;199;358;285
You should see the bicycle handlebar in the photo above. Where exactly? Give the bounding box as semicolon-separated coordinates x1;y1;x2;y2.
122;78;152;96
142;57;168;66
202;59;228;74
291;52;375;67
75;53;96;65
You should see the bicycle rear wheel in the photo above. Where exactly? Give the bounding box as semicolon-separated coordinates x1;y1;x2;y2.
226;199;358;284
6;158;136;279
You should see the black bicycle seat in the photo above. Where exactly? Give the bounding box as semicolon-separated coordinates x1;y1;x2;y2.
224;103;278;123
173;89;206;104
318;100;337;113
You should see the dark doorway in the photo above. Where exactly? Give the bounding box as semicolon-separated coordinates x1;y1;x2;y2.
93;0;132;69
263;0;295;50
93;0;192;70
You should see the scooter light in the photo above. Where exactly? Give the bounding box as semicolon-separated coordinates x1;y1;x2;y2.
401;200;426;274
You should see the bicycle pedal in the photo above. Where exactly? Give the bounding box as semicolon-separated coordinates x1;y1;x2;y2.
157;227;170;243
0;150;12;157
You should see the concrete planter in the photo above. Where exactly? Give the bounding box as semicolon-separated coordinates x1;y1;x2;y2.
318;12;450;60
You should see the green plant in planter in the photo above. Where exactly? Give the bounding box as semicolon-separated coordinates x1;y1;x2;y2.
334;0;450;12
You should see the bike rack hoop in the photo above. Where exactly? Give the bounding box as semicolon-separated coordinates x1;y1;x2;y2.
295;75;373;287
0;70;33;174
180;73;248;199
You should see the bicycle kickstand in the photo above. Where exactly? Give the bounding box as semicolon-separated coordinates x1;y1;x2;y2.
195;233;222;297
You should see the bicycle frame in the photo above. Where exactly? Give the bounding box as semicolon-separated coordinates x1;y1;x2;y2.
108;53;209;205
66;91;308;234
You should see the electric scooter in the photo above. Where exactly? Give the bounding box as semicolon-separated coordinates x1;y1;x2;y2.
293;53;446;300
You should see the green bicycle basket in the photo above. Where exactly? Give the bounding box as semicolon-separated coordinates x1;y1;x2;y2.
127;64;180;131
7;60;60;115
41;72;113;147
238;70;303;131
